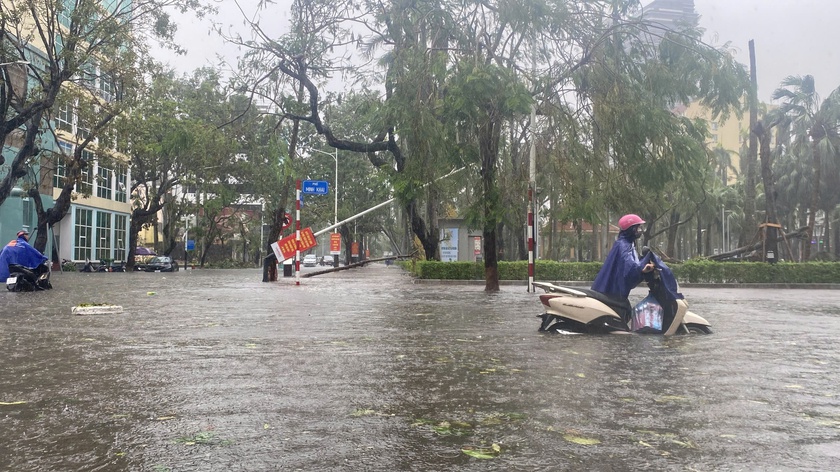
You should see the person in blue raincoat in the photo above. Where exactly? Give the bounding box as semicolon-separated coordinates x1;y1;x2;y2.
591;214;655;321
0;230;48;281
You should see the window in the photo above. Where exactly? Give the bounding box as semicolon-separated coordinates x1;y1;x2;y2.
76;120;90;140
96;211;112;261
56;102;73;132
53;141;72;188
99;73;115;102
115;164;127;202
97;165;112;199
22;197;32;230
81;61;97;89
58;0;73;27
77;149;94;194
114;214;127;261
74;208;93;261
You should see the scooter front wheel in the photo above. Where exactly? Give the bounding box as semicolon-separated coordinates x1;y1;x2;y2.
682;324;712;335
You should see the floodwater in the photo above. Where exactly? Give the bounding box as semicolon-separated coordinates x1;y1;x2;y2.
1;265;839;471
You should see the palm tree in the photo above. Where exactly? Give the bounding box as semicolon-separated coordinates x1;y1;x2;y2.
713;146;739;185
772;76;840;260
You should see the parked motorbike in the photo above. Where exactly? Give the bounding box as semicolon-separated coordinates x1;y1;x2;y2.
534;257;711;335
5;262;53;292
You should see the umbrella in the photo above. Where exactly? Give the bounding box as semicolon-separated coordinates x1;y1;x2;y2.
135;247;156;256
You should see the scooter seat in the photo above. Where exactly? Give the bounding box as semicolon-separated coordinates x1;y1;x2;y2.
580;289;632;322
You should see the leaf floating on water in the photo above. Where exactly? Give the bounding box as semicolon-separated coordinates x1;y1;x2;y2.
245;343;258;349
671;439;696;448
0;401;26;406
156;416;177;421
639;440;654;448
563;434;601;445
264;423;271;429
461;445;500;459
351;409;377;417
785;385;804;389
461;449;495;459
576;373;586;378
174;431;227;446
655;395;687;403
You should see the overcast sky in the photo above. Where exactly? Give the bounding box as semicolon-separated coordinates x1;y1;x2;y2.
154;0;840;103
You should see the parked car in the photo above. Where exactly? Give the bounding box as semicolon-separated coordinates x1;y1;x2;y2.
302;254;318;267
144;256;179;272
319;256;333;267
134;247;157;270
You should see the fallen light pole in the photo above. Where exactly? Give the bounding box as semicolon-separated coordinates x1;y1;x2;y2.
266;167;466;283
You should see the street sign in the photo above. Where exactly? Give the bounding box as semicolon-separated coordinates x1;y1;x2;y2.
330;233;341;255
186;239;195;251
276;227;318;260
302;180;329;195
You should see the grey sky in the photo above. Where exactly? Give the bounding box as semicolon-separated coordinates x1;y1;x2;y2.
695;0;840;101
155;0;840;103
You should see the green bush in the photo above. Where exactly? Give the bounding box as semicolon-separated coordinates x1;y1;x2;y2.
405;260;840;284
62;261;78;272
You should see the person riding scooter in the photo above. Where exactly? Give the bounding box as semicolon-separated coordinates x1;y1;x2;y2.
590;214;655;323
0;230;49;282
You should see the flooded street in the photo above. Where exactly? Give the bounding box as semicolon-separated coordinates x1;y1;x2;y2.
2;265;839;471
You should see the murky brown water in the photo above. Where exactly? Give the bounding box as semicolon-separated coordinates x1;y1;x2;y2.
2;266;839;471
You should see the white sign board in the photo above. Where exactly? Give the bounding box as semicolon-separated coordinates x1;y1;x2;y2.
440;228;459;262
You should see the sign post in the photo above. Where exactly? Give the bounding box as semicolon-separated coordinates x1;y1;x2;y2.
296;180;301;285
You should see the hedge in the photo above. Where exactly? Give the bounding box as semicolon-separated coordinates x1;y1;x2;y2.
402;260;840;284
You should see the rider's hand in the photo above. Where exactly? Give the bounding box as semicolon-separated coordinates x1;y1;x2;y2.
642;262;654;273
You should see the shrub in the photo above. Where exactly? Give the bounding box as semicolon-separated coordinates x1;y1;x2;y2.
406;260;840;284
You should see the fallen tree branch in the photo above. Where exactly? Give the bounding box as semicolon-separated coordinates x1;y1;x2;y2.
708;227;808;261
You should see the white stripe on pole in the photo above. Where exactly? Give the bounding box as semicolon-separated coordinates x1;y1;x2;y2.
296;180;301;286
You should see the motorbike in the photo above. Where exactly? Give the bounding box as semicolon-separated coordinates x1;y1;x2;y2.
5;262;53;292
534;256;711;336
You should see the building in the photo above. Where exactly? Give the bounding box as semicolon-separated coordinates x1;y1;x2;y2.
0;2;133;265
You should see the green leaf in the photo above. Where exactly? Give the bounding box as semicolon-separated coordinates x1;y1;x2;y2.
461;448;497;459
563;434;601;445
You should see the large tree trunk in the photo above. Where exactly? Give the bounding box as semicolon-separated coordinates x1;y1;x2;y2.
742;40;759;247
479;116;502;292
804;137;822;261
754;120;778;261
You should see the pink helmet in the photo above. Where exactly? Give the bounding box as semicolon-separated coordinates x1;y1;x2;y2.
618;214;645;231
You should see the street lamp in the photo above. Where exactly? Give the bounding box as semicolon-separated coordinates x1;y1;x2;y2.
310;147;339;266
725;211;734;253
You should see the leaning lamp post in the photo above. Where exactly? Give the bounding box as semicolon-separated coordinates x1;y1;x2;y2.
0;60;30;67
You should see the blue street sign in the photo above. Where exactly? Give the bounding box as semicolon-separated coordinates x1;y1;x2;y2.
187;239;195;251
302;180;329;195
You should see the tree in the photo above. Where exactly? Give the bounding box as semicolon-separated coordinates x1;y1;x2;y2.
0;0;207;211
772;76;840;260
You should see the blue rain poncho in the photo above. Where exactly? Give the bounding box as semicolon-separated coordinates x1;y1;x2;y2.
591;228;653;300
0;236;48;281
